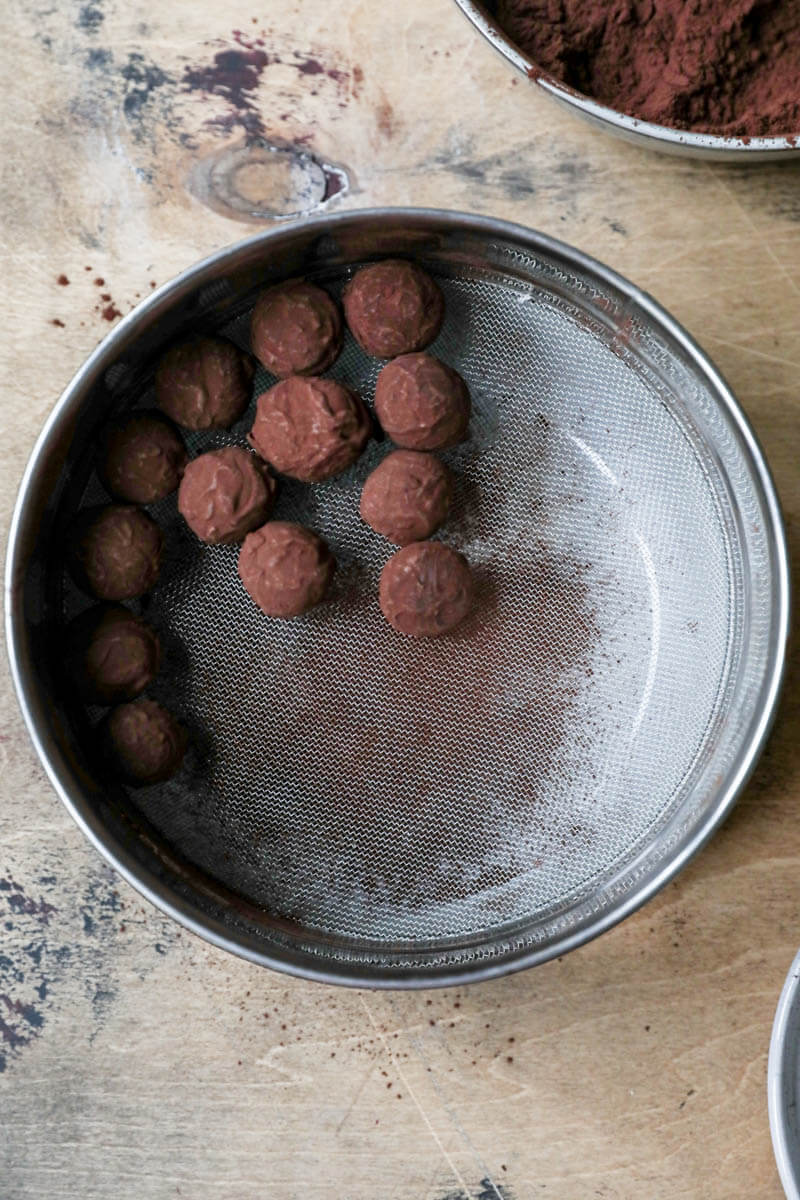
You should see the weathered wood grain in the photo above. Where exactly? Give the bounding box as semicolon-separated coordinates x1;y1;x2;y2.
1;0;799;1196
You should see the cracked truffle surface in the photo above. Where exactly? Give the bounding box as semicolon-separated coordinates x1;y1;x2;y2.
156;335;253;430
98;411;187;505
249;375;370;482
360;450;452;545
104;698;187;786
379;541;473;638
178;446;277;545
374;353;470;450
343;259;444;358
238;521;335;617
65;604;161;705
68;505;163;601
250;280;343;378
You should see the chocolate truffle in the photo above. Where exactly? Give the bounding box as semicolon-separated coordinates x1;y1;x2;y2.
68;505;163;601
342;259;444;358
379;541;473;638
249;375;371;482
178;446;277;545
250;280;343;378
65;604;161;705
360;450;452;545
98;411;187;504
104;698;187;786
155;335;253;430
374;353;470;450
238;521;335;617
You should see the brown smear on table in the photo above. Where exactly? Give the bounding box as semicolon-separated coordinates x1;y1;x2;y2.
183;43;271;137
182;31;353;140
495;0;800;137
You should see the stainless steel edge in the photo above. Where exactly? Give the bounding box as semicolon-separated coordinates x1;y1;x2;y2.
452;0;800;161
5;207;791;987
770;949;800;1199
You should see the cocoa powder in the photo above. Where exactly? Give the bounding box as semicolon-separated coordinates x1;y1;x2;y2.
495;0;800;138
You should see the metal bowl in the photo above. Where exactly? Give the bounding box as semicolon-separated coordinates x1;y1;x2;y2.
454;0;800;161
6;208;789;987
770;950;800;1198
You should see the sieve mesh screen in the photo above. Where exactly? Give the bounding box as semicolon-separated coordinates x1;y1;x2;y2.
60;260;739;954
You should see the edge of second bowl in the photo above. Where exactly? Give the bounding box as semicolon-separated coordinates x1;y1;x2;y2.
453;0;800;161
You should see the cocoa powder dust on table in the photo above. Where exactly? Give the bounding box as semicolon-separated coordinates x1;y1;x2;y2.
495;0;800;138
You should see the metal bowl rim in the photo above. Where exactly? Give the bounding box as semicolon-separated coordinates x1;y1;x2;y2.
769;948;800;1199
5;206;791;988
453;0;800;157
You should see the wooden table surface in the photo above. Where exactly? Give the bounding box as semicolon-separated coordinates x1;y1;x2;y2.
2;1;799;1196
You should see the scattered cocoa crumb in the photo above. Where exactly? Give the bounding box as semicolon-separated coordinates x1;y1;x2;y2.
100;293;111;301
84;265;92;271
150;280;157;287
57;274;69;286
94;277;105;286
101;304;122;321
507;1056;514;1063
50;318;65;327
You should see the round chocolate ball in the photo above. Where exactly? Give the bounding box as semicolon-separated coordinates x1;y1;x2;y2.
374;353;470;450
178;446;277;545
342;259;444;358
250;280;343;378
98;410;187;504
155;335;253;430
65;604;161;705
379;541;473;638
68;505;163;601
248;375;371;482
104;698;187;786
238;521;335;618
360;451;452;545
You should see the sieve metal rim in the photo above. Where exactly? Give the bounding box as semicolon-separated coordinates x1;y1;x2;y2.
453;0;800;161
5;208;790;988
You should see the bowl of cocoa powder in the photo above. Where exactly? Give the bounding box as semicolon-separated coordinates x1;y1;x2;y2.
455;0;800;159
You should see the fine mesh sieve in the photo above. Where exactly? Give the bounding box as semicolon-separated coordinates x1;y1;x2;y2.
6;210;788;986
